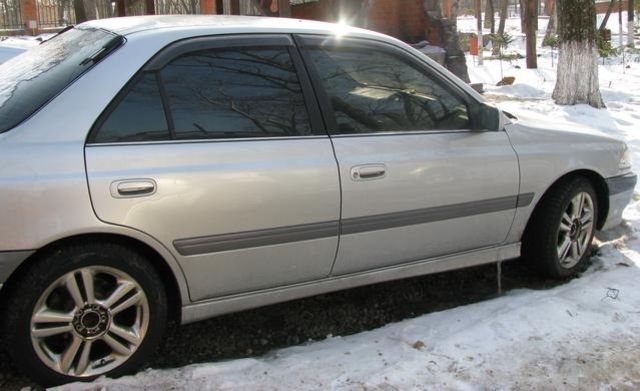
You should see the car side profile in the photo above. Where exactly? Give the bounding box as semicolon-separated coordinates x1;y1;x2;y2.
0;15;635;386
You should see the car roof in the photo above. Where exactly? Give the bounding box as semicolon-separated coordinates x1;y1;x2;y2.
82;15;389;40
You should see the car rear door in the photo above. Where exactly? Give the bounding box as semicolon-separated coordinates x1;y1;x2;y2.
297;35;520;275
85;35;341;301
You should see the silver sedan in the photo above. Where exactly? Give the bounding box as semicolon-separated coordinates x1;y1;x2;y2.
0;15;635;386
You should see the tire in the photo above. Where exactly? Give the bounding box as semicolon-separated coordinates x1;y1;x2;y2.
1;241;167;387
523;177;598;279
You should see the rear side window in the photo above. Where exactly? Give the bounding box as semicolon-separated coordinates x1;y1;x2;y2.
306;45;470;134
162;47;312;139
92;45;314;142
0;27;121;134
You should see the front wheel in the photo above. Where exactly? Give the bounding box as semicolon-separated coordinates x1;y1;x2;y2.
523;177;598;278
2;242;167;387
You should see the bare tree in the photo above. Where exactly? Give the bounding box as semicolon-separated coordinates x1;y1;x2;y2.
475;0;484;64
628;0;634;48
73;0;87;22
552;0;604;108
484;0;495;33
497;0;508;34
598;0;615;33
525;0;537;68
544;0;557;42
83;0;96;19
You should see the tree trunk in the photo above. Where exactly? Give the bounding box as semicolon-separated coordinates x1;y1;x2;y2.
73;0;87;22
484;0;495;33
552;0;604;108
450;0;459;23
618;0;624;47
525;0;537;67
83;0;96;19
544;0;557;40
628;0;634;47
497;0;508;33
278;0;291;17
520;0;526;31
476;0;484;64
599;0;615;32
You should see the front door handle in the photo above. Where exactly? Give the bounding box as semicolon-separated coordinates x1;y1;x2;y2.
350;164;387;181
110;179;157;198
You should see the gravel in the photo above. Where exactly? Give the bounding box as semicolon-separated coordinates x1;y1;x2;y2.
0;257;567;390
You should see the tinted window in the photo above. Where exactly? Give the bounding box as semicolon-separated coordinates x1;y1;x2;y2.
161;47;313;139
95;73;170;143
0;27;121;133
307;46;469;134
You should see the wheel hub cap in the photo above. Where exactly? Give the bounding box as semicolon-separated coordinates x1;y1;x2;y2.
73;304;110;339
569;220;582;240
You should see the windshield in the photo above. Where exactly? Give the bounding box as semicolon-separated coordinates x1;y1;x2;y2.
0;27;122;133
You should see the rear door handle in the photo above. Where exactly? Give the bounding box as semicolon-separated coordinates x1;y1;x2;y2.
110;179;157;198
350;164;387;181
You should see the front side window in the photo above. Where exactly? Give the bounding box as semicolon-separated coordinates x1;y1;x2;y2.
306;44;470;134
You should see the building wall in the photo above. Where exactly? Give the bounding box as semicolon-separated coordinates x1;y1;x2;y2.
292;0;427;44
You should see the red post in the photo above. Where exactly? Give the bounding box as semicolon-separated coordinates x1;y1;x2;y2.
200;0;216;14
20;0;38;35
470;34;479;55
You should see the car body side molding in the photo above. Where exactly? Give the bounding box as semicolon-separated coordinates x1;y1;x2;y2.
173;194;535;256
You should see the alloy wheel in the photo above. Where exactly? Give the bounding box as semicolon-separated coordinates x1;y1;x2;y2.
556;192;595;269
29;266;150;377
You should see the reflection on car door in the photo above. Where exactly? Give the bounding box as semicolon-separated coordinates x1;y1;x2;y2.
85;35;341;301
298;35;520;275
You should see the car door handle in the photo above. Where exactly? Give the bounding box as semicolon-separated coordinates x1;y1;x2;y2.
110;179;157;198
350;164;387;181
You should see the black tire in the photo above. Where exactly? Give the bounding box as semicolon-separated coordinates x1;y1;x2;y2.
1;240;167;387
523;176;598;279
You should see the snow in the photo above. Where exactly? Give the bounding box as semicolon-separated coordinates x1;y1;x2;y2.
54;16;640;390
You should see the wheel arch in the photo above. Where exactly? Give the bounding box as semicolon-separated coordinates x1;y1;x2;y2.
525;169;609;234
0;232;185;324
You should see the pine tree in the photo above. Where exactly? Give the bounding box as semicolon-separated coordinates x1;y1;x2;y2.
551;0;604;108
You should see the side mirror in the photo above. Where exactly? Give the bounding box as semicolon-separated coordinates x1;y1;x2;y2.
473;103;503;131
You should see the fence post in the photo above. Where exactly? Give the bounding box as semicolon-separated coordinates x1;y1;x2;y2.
20;0;38;34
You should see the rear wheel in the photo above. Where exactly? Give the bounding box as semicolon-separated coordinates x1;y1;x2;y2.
2;241;167;387
523;177;598;278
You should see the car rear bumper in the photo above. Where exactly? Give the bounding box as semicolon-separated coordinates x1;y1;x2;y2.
602;173;637;231
0;250;34;287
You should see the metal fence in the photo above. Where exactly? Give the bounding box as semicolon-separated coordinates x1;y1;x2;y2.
36;0;113;29
0;0;22;30
37;0;75;29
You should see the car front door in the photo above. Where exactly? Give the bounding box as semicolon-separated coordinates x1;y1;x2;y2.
297;35;520;275
85;35;341;301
